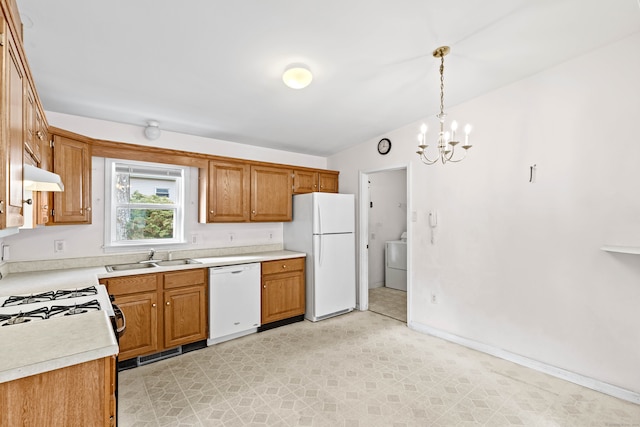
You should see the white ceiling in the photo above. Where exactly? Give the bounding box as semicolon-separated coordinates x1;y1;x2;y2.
16;0;640;156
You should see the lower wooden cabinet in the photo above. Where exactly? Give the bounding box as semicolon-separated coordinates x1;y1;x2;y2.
101;268;208;361
0;355;116;427
163;269;208;348
113;290;159;361
261;257;305;324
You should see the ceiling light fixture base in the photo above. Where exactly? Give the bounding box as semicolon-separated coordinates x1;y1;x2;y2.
432;46;450;58
144;120;161;141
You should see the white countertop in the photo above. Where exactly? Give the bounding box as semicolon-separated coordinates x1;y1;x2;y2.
0;249;305;384
0;310;118;383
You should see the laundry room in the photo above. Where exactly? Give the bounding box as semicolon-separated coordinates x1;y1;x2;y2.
366;168;407;322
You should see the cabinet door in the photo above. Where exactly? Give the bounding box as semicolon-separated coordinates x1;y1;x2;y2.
35;127;51;225
24;83;41;164
164;285;207;348
250;165;292;221
111;291;159;361
51;135;92;224
0;357;114;427
3;23;25;228
261;270;305;324
292;170;318;194
318;172;339;193
207;160;250;222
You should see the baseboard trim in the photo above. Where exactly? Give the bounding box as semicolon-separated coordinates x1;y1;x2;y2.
408;321;640;405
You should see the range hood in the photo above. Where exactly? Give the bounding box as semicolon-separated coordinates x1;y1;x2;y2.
23;164;64;192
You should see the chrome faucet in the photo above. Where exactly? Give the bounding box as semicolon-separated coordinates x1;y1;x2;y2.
148;248;155;261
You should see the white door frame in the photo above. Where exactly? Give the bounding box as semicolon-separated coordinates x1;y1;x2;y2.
357;163;412;323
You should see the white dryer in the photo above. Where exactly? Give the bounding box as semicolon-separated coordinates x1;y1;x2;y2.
385;240;407;291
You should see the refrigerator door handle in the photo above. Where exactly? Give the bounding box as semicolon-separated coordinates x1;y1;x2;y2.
318;234;323;267
317;204;322;235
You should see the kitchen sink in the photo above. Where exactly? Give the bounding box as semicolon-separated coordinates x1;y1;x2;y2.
154;259;201;267
105;262;158;272
105;258;201;272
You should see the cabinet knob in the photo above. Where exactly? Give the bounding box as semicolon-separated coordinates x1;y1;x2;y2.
252;210;256;214
85;207;92;212
152;303;156;307
166;301;170;305
263;285;266;289
282;265;286;269
36;130;44;140
210;210;214;214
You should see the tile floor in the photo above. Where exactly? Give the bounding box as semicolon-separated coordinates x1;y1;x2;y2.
118;311;640;426
368;287;407;323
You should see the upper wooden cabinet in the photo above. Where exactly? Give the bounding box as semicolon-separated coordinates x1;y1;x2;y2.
200;160;294;223
293;169;339;194
203;159;251;223
292;170;318;194
50;134;92;224
250;165;292;221
1;15;25;229
24;82;43;164
1;3;51;231
318;171;339;193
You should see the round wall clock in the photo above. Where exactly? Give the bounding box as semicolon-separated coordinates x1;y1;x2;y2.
377;138;391;155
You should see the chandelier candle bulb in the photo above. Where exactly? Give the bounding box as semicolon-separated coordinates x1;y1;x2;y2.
463;124;472;148
451;121;458;141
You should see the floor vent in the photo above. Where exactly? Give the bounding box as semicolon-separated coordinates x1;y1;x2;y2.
137;347;182;366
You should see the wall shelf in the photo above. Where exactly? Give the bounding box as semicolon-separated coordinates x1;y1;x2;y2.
601;246;640;255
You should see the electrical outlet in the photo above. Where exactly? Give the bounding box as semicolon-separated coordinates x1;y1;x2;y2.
54;240;66;253
191;234;198;244
430;293;438;304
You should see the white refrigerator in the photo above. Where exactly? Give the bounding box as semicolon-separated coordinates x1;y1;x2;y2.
283;192;356;322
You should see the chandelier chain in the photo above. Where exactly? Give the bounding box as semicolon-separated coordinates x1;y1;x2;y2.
439;56;445;116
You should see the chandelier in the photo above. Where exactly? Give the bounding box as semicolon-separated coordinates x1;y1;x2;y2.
416;46;472;165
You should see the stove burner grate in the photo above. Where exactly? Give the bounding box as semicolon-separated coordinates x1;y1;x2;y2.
48;299;101;318
0;307;49;326
53;286;98;300
1;291;56;307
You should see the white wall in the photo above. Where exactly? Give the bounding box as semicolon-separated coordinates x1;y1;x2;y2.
329;33;640;394
2;114;327;261
367;169;407;288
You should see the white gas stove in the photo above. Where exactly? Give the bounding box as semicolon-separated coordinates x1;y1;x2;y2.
0;284;115;327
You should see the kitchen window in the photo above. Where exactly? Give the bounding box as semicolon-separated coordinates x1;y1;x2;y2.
105;159;186;247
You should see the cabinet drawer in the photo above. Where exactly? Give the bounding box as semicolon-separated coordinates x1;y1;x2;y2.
163;269;206;289
261;257;305;275
104;274;157;295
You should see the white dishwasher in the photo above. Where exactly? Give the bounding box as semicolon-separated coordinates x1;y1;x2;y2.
208;263;261;345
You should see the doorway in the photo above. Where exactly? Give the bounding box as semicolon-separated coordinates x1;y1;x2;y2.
357;165;410;323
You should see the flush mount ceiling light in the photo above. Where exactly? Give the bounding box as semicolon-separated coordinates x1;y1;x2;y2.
282;65;313;89
144;120;161;140
416;46;472;165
